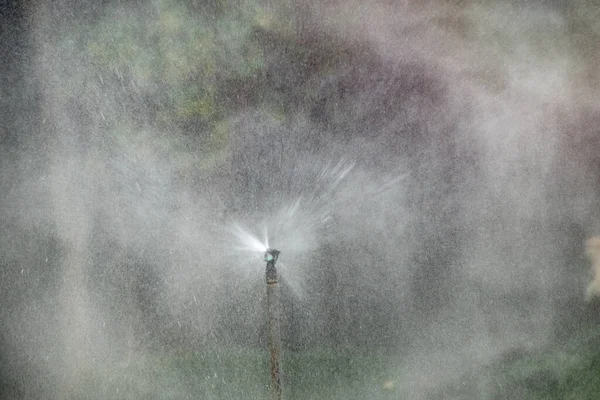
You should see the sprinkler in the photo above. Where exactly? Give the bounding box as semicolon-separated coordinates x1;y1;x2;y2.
264;248;282;400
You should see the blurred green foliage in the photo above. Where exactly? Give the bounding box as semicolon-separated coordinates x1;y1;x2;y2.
72;0;278;174
37;325;600;399
62;346;399;400
429;324;600;399
60;0;367;177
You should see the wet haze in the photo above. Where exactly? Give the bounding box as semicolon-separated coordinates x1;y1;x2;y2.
1;0;600;398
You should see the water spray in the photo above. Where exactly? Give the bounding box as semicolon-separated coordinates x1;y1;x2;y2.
264;248;282;400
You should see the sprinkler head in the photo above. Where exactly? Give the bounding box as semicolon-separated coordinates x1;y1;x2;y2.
264;248;280;263
265;248;281;285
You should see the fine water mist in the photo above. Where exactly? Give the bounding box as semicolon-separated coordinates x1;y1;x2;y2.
2;1;600;399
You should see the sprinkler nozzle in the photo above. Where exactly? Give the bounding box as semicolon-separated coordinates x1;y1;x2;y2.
265;248;281;285
264;248;280;262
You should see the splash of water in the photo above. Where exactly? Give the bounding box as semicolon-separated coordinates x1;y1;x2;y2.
226;159;357;287
230;223;268;253
227;158;406;303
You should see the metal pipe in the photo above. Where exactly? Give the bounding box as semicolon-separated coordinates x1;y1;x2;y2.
264;248;282;400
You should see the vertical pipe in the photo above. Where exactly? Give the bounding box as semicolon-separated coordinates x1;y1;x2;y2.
265;249;282;400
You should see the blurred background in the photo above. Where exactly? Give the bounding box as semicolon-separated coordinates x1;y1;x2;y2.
2;0;600;398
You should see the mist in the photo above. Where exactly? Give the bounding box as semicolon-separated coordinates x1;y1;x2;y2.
1;0;600;398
